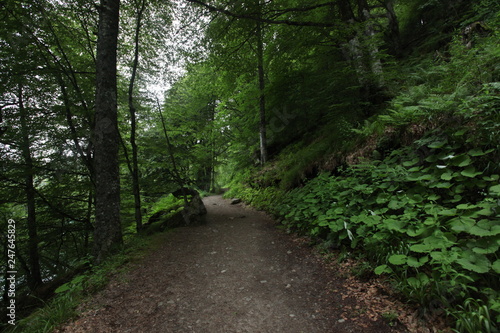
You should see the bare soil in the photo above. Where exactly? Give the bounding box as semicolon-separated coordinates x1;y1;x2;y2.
56;195;408;333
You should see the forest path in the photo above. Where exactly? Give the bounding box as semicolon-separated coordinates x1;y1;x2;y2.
57;195;399;333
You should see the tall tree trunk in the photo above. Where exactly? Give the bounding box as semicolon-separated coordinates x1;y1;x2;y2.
256;1;267;165
157;98;187;203
93;0;122;264
358;0;384;88
128;0;146;232
384;0;400;56
18;84;43;290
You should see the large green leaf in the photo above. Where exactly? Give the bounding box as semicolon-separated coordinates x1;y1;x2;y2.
449;216;476;233
374;264;393;275
456;251;491;273
492;260;500;274
440;171;453;180
461;166;483;178
403;157;420;167
469;219;500;236
430;249;459;265
410;234;455;252
468;148;494;156
385;218;406;232
407;255;429;268
451;154;472;167
428;139;447;149
489;184;500;196
388;254;407;265
467;236;500;254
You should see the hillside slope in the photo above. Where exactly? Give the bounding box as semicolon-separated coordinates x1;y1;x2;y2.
224;9;500;333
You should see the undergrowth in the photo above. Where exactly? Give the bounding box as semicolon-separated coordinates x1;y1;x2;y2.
226;29;500;332
3;231;168;333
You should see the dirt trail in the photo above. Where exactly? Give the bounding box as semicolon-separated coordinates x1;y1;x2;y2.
57;196;399;333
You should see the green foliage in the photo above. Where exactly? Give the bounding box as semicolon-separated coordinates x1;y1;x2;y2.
452;297;500;333
4;234;157;333
224;169;285;212
229;24;500;329
146;194;184;218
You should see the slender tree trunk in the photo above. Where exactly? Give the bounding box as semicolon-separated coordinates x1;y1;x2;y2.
384;0;400;56
93;0;122;264
59;79;94;180
18;84;43;290
358;0;384;88
128;0;146;232
157;98;187;202
256;1;267;165
84;189;93;250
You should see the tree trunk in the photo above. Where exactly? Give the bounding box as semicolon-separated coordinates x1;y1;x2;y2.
18;84;43;290
384;0;400;56
128;0;146;232
358;0;384;88
256;1;267;165
93;0;122;264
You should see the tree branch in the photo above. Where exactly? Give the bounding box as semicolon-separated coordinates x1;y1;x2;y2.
185;0;337;27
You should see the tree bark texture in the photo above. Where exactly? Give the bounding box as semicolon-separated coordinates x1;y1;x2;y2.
93;0;122;264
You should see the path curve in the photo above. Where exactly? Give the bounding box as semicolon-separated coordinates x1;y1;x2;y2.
57;195;397;333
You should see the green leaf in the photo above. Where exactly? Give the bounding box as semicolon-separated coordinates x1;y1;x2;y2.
468;148;494;157
453;128;467;136
376;193;391;204
469;236;500;254
461;166;482;178
403;157;420;167
468;148;487;156
440;171;453;180
469;219;500;236
452;154;472;167
385;218;406;232
489;184;500;196
456;203;478;210
328;220;344;232
388;254;407;265
449;216;476;233
388;200;404;210
374;264;393;275
407;273;430;287
407;193;424;203
55;283;71;294
425;155;438;163
492;260;500;274
438;208;457;216
428;139;447;149
407;256;429;268
483;174;499;181
428;194;440;201
417;174;433;181
407;166;422;172
424;217;437;226
430;250;459;264
456;251;491;273
410;234;455;252
435;182;453;188
406;226;429;237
